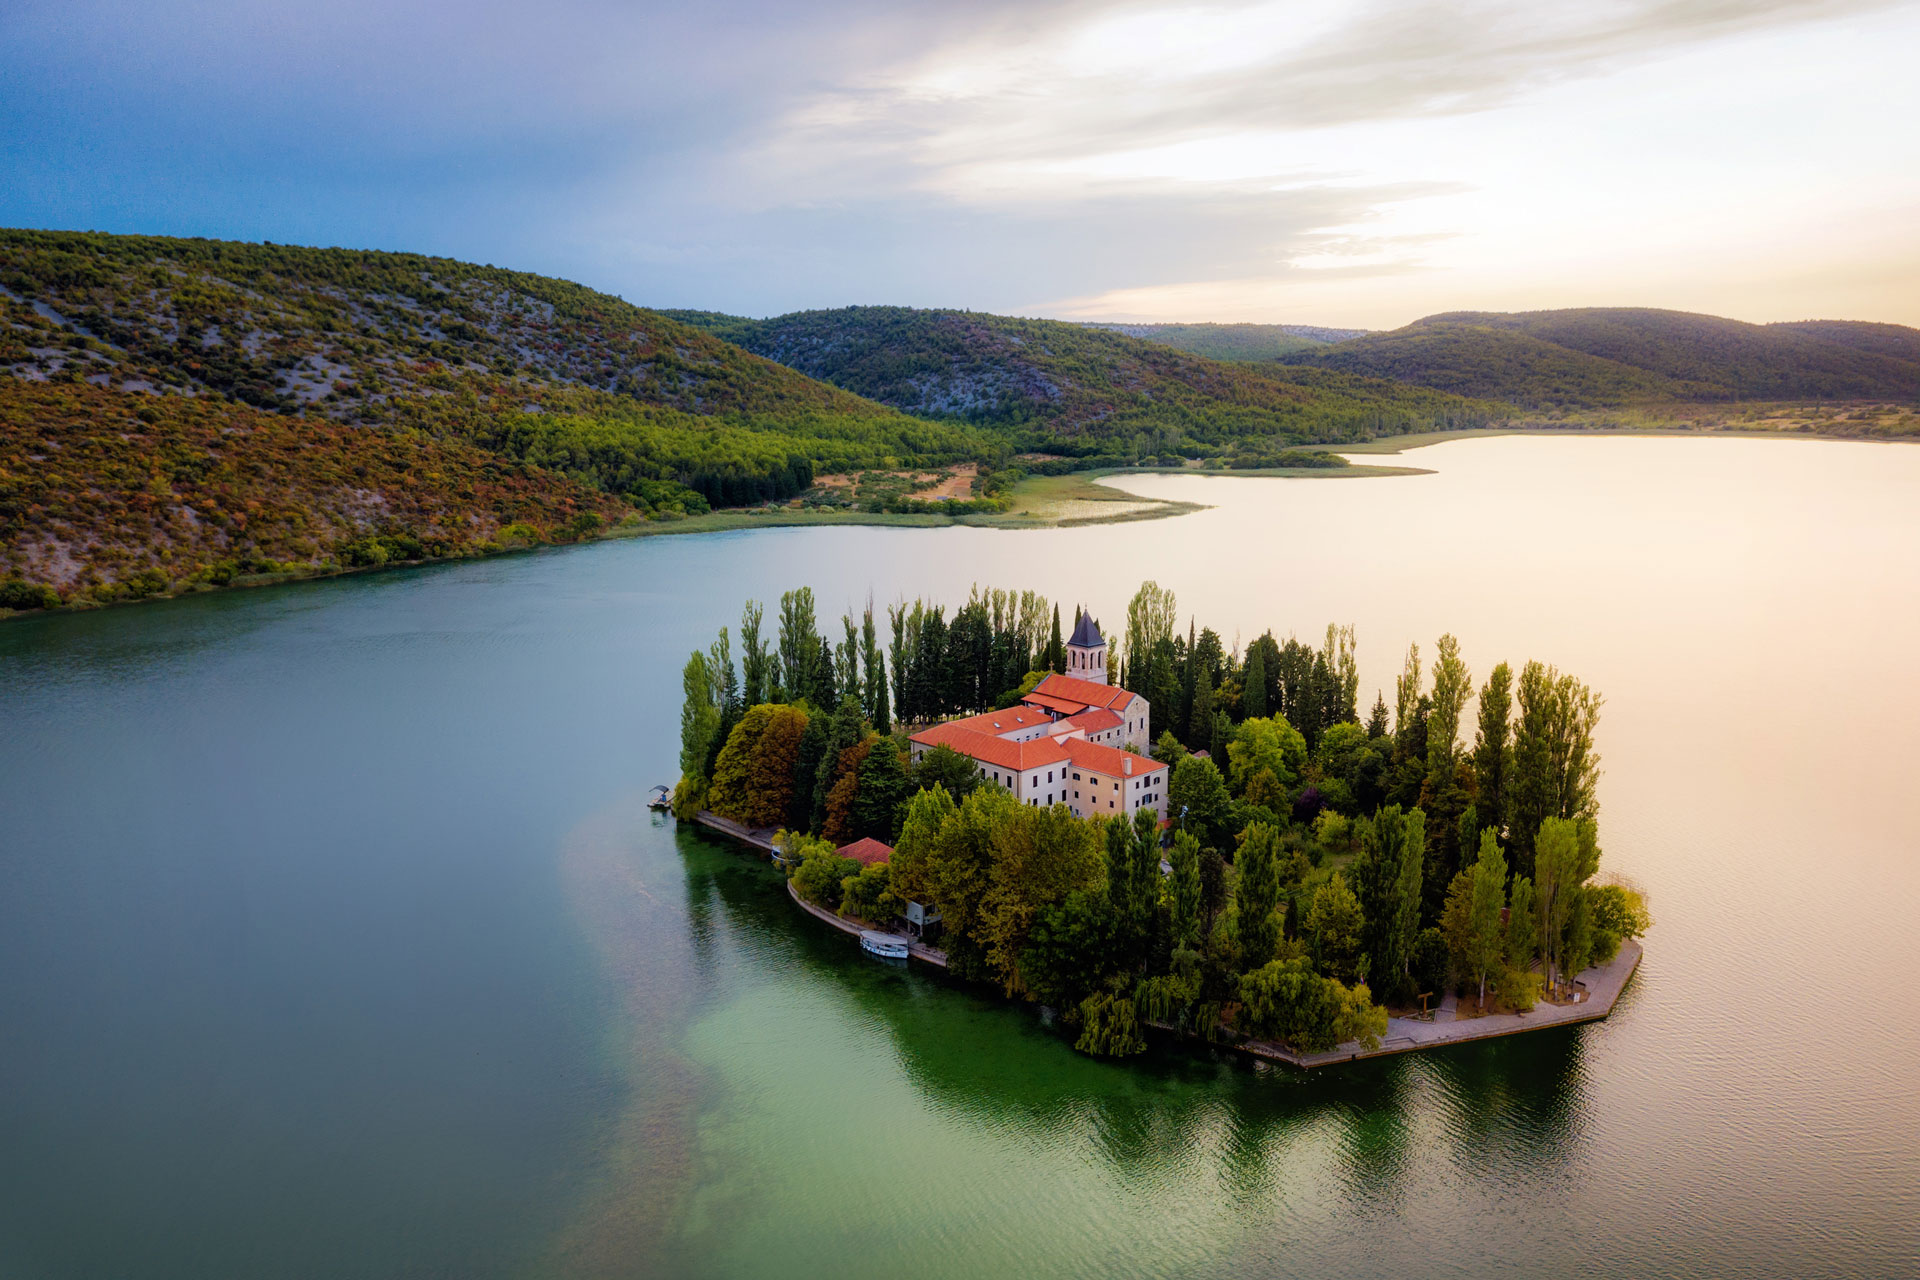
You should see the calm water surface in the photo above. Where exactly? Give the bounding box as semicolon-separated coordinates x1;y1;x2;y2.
2;436;1918;1278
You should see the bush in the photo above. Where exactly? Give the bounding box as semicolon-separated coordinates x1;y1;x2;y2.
792;847;858;910
839;861;901;924
1075;992;1147;1057
1237;956;1386;1052
1412;926;1451;1000
1497;966;1539;1012
0;577;60;610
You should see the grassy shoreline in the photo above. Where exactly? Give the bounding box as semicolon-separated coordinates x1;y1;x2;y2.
8;422;1910;621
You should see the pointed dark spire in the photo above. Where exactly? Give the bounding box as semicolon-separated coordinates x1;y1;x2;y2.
1068;610;1103;649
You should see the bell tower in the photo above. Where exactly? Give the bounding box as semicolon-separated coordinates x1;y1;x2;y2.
1065;610;1107;684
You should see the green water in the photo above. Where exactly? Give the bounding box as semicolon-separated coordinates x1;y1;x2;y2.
3;436;1917;1278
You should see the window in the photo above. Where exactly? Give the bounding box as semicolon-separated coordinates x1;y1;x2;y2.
1072;772;1081;781
1047;770;1054;783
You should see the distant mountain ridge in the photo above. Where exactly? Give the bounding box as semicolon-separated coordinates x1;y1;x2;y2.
1265;307;1920;409
663;305;1503;455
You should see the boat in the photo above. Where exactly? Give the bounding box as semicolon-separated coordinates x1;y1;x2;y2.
859;930;910;960
647;785;672;811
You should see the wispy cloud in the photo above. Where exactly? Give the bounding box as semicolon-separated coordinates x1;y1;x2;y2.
2;0;1915;324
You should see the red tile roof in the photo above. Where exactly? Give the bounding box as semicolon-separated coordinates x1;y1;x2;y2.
1030;672;1138;713
1064;708;1123;732
910;721;1070;772
837;837;893;866
1063;738;1167;779
943;706;1052;736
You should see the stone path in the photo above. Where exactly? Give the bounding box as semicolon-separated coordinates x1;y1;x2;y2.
1239;940;1643;1068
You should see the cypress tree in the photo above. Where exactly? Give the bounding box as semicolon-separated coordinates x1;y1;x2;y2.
1243;643;1268;719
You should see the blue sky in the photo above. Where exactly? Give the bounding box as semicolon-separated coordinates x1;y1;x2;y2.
4;0;1916;326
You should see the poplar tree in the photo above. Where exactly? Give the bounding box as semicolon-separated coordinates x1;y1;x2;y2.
1128;808;1161;940
1122;581;1177;692
861;603;890;734
1506;873;1538;974
1473;662;1513;838
740;601;769;707
776;587;819;702
680;649;720;785
1425;633;1472;782
1464;830;1508;1008
1356;805;1424;1002
1169;831;1202;950
1507;662;1603;879
1534;815;1601;995
1046;604;1064;673
1236;822;1283;972
1394;643;1422;749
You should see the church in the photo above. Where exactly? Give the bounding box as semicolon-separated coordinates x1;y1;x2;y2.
906;612;1169;823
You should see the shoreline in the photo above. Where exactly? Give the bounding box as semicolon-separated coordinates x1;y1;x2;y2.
689;810;1642;1070
13;421;1910;623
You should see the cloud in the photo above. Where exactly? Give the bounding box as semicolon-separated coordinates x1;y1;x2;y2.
1;0;1914;323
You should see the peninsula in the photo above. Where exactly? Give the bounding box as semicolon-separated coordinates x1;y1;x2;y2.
674;580;1649;1064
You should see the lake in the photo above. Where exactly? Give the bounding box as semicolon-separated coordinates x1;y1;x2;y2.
2;435;1917;1278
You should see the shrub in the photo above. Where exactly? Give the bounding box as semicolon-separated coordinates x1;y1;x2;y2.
793;847;859;910
0;578;60;610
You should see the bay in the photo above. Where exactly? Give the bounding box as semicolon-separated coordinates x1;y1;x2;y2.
2;435;1917;1278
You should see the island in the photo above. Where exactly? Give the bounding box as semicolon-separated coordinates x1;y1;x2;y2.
674;580;1650;1065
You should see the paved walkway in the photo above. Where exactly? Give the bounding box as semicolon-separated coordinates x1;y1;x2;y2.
1238;939;1643;1068
785;882;950;968
691;811;951;968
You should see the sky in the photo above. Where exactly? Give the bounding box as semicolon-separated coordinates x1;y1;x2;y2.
3;0;1917;328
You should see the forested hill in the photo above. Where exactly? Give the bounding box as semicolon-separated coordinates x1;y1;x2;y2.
1271;308;1920;409
664;306;1507;458
0;230;994;607
1081;321;1367;363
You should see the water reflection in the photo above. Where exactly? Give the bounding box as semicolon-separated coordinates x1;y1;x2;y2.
675;827;1590;1218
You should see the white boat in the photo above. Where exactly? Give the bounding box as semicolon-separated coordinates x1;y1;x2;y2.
859;930;910;960
647;785;671;811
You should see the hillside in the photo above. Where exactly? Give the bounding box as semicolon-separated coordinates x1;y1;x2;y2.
0;380;630;606
1;231;1002;608
1079;322;1363;363
1277;308;1920;409
664;306;1506;458
0;230;988;503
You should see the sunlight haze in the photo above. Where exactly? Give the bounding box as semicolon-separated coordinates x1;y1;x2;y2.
4;0;1915;325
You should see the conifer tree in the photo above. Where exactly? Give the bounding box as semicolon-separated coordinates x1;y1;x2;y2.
1243;642;1269;719
1367;692;1390;739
